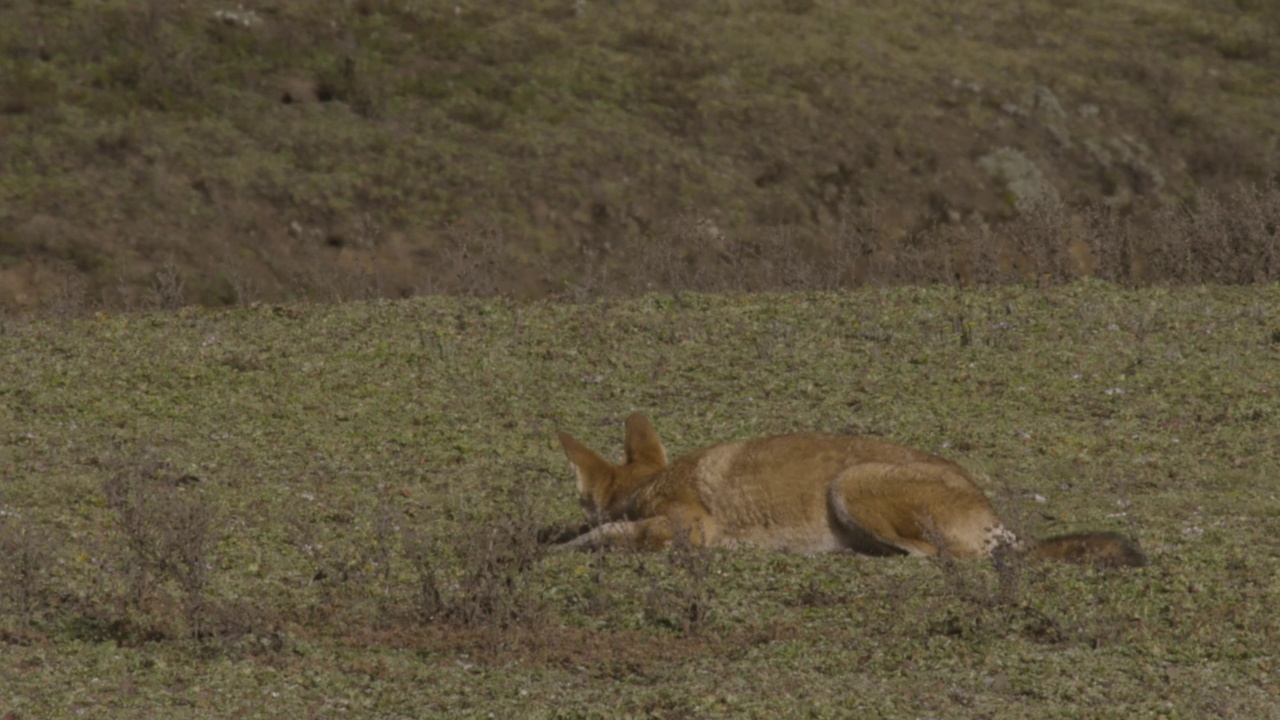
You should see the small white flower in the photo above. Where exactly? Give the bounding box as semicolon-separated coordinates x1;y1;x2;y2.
213;7;260;27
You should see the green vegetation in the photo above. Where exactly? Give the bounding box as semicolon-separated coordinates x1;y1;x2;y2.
2;0;1278;306
2;4;1276;714
3;284;1278;716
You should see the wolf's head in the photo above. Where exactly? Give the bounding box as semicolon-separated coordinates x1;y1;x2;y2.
557;413;668;523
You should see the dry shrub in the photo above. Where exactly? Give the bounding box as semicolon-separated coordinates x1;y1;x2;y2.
148;259;187;310
412;482;548;630
101;457;218;638
912;501;1148;649
1075;202;1139;285
374;479;552;660
47;262;94;319
917;509;1024;610
1143;183;1280;284
0;515;54;628
21;181;1280;316
605;212;866;296
840;183;1280;287
283;470;550;653
641;530;711;635
444;222;528;298
921;549;1074;646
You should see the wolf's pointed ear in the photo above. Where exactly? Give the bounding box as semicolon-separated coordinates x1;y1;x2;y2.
557;431;615;495
624;413;667;467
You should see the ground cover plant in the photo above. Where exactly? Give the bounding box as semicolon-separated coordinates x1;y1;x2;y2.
2;283;1278;717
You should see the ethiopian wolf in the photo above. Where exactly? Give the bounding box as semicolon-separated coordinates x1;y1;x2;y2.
555;413;1145;567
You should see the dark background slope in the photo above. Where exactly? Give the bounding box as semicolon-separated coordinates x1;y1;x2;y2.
2;0;1277;308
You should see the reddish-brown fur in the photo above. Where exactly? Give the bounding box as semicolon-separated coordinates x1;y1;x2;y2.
557;413;1145;568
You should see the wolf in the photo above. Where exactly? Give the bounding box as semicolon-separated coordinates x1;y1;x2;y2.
554;413;1145;567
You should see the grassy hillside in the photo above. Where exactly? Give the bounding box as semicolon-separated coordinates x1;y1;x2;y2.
2;285;1278;717
2;0;1279;307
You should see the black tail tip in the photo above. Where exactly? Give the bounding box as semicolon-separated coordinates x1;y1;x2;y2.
1029;531;1147;568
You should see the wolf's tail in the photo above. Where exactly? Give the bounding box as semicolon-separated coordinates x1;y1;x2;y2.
1022;531;1147;568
